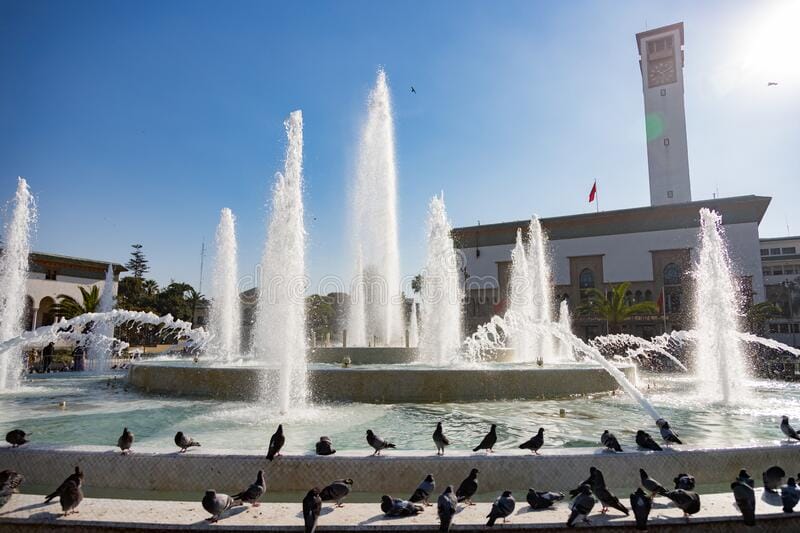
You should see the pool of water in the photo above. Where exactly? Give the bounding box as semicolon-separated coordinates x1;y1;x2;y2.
2;371;799;452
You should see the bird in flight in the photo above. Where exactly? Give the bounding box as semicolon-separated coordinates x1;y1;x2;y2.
767;82;778;86
410;86;416;94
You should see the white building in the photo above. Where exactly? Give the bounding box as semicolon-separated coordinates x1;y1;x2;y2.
760;236;800;346
24;252;126;330
452;22;771;339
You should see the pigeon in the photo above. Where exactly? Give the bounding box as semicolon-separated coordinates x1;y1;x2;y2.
781;477;800;513
232;470;266;506
640;469;668;497
738;469;755;488
731;475;756;525
673;473;696;491
117;427;134;454
567;484;596;527
472;424;497;453
780;416;800;442
267;424;285;460
409;474;435;506
629;488;651;531
202;490;234;522
302;487;322;533
380;495;424;516
315;436;336;456
763;465;786;493
519;428;544;454
600;430;622;452
59;479;83;516
319;479;353;507
45;466;84;504
433;422;450;455
595;484;629;516
655;418;682;445
570;467;604;498
486;491;515;526
0;470;23;510
636;430;662;451
366;429;396;456
665;489;700;518
5;429;30;448
456;468;479;505
174;431;201;453
437;485;457;532
526;488;564;509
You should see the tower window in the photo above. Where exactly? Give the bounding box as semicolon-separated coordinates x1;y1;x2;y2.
667;191;674;198
663;137;670;146
660;88;666;96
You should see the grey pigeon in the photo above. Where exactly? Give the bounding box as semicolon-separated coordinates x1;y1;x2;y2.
232;470;266;506
781;416;800;442
636;430;662;451
731;476;756;525
600;430;622;452
673;473;696;491
302;487;322;533
570;466;604;498
366;429;395;456
5;429;30;448
519;428;544;454
738;469;755;488
433;422;450;455
595;484;629;516
656;418;682;445
117;427;134;454
486;491;515;526
527;488;564;509
174;431;201;453
45;466;83;504
267;424;285;460
202;489;234;523
380;495;424;516
567;484;595;527
473;424;497;453
0;470;23;510
640;469;668;497
59;480;83;516
315;436;336;456
781;477;800;513
629;488;651;530
437;485;457;532
456;468;479;505
319;479;353;507
409;474;435;506
665;489;700;518
763;465;786;493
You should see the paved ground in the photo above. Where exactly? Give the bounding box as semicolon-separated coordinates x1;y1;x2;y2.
1;489;799;531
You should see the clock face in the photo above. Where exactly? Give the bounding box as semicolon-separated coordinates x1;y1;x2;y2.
648;57;676;87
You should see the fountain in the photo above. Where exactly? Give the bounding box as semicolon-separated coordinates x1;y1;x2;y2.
555;299;574;360
407;299;418;347
347;69;403;347
418;194;463;365
86;264;117;371
527;215;557;360
208;208;241;362
693;208;751;404
251;110;308;413
0;178;36;391
507;228;535;362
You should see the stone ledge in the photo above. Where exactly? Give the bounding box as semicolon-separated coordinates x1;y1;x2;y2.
2;443;799;494
0;492;798;532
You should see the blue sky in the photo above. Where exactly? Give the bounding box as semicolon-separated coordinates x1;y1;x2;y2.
1;0;798;295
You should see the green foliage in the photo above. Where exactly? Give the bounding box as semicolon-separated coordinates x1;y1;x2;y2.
52;286;102;319
411;274;422;294
577;282;659;333
745;301;781;335
125;243;150;279
306;294;336;336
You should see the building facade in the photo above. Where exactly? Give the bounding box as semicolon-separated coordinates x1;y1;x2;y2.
760;236;800;347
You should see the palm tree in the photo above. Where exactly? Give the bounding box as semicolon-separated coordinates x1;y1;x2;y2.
745;301;781;335
142;279;159;296
577;282;658;334
52;286;102;319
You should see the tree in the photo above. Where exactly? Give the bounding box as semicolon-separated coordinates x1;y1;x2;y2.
577;282;659;334
125;244;150;279
411;274;422;294
52;286;102;319
745;301;781;335
306;294;335;336
142;279;159;296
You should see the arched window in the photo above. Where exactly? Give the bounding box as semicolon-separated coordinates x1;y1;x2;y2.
579;269;595;289
644;289;653;301
635;290;643;302
625;290;633;305
663;263;682;286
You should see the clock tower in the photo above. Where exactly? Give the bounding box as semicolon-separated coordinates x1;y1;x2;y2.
636;22;692;206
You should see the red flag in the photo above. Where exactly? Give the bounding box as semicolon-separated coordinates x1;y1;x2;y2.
589;181;597;203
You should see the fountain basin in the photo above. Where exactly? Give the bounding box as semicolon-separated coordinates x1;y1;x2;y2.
306;346;516;365
128;361;635;402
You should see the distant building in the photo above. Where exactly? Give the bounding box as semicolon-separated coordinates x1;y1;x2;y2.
760;236;800;347
24;252;126;330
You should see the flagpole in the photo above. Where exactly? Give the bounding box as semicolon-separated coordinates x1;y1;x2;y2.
596;180;600;213
662;286;667;332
